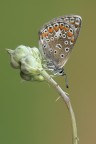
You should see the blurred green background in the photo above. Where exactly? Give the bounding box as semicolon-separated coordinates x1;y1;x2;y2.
0;0;96;144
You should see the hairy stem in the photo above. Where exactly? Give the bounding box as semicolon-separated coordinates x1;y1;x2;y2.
40;69;79;144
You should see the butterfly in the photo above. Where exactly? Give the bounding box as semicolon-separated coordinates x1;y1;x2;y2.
38;15;82;87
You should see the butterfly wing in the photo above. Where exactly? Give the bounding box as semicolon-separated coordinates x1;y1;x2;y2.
39;15;82;70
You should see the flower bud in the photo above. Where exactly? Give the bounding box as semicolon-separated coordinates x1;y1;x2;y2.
7;45;45;81
20;71;44;81
7;49;20;68
33;75;44;81
20;50;43;75
20;71;32;81
7;45;31;68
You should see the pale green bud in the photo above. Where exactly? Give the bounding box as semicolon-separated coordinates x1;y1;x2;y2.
20;71;44;81
7;45;44;81
7;45;31;68
33;75;44;81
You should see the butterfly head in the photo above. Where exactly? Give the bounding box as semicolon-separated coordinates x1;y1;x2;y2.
53;67;64;76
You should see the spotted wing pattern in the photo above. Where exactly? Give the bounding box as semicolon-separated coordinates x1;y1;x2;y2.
39;15;82;72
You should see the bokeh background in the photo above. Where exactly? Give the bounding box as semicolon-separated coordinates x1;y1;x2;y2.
0;0;96;144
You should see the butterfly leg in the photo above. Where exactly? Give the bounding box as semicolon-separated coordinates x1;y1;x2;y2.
63;73;69;88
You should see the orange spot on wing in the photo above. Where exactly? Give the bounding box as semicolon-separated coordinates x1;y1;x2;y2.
67;32;73;37
54;26;59;31
45;32;48;37
59;25;64;30
71;36;75;42
41;32;48;38
63;26;69;31
48;28;54;33
40;33;44;38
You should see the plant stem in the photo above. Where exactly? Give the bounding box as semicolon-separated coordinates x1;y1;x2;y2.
40;69;79;144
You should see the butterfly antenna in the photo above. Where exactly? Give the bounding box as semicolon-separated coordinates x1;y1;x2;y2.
63;73;69;88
